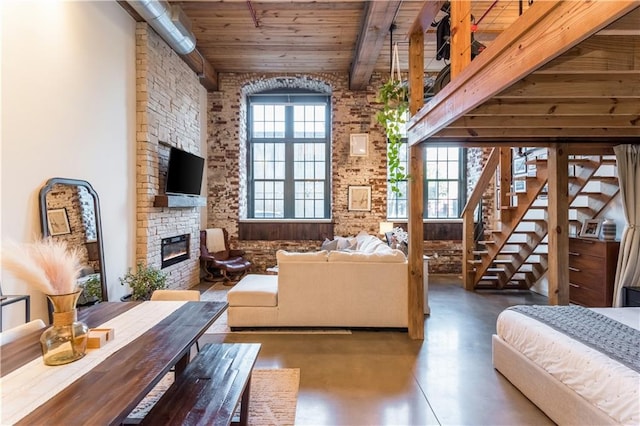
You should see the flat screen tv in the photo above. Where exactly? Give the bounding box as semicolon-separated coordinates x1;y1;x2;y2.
165;147;205;196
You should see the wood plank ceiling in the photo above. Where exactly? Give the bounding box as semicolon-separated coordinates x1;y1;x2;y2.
164;1;639;143
174;0;525;88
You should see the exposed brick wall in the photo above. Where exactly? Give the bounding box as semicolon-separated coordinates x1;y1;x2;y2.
135;23;204;289
467;147;498;235
206;72;464;273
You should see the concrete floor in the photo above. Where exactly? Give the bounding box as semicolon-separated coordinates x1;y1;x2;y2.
199;275;553;426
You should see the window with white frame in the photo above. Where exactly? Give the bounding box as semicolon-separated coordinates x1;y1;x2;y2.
248;92;330;219
387;142;465;219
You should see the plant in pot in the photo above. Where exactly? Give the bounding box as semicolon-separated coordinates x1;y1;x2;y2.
376;78;409;197
119;262;167;301
78;275;103;306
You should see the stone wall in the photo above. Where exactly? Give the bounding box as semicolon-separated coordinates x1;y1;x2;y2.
467;147;498;234
206;72;465;273
135;23;204;289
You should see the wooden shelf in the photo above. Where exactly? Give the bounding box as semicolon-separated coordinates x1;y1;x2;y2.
154;194;206;208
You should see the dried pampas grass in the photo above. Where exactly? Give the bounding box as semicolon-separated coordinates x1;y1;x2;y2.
2;239;82;295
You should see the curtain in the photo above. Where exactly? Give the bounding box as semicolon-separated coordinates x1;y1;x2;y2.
612;144;640;307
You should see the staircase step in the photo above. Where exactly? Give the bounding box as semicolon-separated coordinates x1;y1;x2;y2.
473;250;488;255
478;240;495;245
590;176;618;183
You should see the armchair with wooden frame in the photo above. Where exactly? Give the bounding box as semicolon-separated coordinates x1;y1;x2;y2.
200;229;251;284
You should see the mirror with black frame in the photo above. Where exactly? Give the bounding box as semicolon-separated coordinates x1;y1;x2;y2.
39;178;108;305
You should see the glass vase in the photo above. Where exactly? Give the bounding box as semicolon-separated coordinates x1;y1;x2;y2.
40;290;89;366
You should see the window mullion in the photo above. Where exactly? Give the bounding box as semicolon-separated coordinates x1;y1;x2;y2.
283;105;294;218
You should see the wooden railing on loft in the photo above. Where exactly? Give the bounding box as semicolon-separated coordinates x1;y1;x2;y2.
461;148;500;290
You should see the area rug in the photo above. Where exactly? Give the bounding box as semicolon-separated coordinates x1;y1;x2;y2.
127;368;300;425
201;283;351;335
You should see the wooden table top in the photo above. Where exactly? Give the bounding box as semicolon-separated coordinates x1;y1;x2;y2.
2;301;226;426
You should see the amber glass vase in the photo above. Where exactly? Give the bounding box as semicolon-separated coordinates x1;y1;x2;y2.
40;290;89;366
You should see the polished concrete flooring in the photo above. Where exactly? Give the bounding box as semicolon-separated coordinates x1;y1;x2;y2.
199;275;553;426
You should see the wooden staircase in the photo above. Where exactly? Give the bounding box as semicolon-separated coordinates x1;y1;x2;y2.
463;150;619;291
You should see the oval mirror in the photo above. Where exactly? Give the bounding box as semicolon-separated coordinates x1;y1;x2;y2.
38;178;108;302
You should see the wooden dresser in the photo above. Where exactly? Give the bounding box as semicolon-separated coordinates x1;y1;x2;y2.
569;237;619;307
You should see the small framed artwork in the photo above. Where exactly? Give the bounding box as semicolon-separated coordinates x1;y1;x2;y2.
580;219;602;238
349;133;369;156
513;156;527;177
513;180;526;193
47;208;71;236
348;185;371;211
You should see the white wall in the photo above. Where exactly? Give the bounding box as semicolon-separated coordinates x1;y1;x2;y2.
1;1;136;329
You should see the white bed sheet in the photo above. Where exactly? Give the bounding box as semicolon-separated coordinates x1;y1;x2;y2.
496;307;640;425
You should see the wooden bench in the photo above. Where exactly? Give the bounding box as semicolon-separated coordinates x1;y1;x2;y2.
141;343;261;426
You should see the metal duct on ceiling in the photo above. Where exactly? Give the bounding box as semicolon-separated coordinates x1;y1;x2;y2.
128;0;196;55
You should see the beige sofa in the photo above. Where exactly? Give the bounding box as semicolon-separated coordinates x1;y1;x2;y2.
227;233;408;328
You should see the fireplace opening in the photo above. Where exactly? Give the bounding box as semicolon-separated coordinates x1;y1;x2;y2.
161;234;190;269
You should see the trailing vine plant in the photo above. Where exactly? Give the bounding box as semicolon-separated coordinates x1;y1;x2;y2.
376;78;409;196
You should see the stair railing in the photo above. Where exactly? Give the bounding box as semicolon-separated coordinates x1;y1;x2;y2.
462;148;500;290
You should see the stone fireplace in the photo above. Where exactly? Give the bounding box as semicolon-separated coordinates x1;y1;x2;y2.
135;24;204;290
161;234;190;269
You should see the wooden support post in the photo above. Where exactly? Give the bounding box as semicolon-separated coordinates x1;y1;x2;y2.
407;29;425;340
499;147;512;215
462;209;475;290
450;0;472;78
547;143;570;305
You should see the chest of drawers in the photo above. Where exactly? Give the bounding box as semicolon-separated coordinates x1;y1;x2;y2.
568;237;619;307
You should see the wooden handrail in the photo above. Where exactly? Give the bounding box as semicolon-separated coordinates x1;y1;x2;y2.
462;147;500;290
461;148;500;216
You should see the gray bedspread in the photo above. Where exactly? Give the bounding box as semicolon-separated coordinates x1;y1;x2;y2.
509;305;640;373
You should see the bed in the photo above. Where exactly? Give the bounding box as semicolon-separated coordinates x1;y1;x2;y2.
493;306;640;425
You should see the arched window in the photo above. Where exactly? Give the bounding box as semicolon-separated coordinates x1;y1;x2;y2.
247;90;331;219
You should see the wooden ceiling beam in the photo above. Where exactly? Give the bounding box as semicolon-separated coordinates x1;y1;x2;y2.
471;98;640;116
499;72;640;98
349;1;401;90
431;127;640;139
407;1;640;145
409;1;445;34
179;49;218;91
451;114;640;129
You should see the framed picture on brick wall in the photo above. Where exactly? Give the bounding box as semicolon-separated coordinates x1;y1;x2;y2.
349;133;369;156
348;186;371;211
47;208;71;236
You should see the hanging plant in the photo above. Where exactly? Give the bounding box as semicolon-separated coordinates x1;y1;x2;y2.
376;78;409;196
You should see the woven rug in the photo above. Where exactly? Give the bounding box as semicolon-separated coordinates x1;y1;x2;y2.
128;368;300;425
201;282;351;335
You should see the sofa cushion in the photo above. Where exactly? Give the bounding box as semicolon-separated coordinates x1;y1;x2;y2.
277;249;328;262
328;249;406;263
227;274;278;307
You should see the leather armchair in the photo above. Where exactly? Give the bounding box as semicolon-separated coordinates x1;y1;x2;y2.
200;229;251;283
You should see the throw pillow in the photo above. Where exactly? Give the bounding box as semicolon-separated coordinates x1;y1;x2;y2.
321;238;339;252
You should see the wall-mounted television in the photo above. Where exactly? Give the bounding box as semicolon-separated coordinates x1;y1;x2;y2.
165;147;205;196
